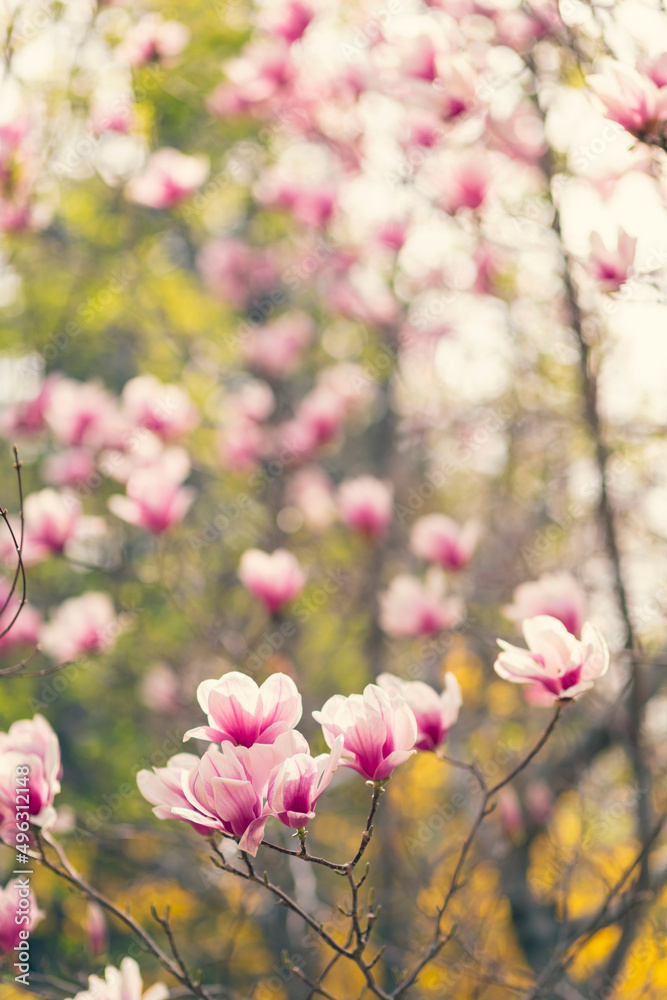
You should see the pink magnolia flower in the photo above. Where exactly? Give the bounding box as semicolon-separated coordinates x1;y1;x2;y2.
185;671;302;746
198;239;278;309
239;549;306;614
503;572;587;638
434;55;478;121
174;732;307;854
376;219;408;251
122;375;197;439
219;417;266;470
242;312;313;377
108;448;195;534
377;672;461;751
0;715;61;837
137;753;212;835
410;514;479;571
585;229;636;292
494;615;610;702
23;489;81;562
120;14;190;67
379;570;463;638
337;476;393;540
45;378;118;450
4;373;60;437
0;879;44;952
286;466;336;532
261;1;314;44
0;578;41;651
587;62;667;139
42;447;96;488
297;387;346;446
125;149;209;209
267;739;343;829
39;592;119;662
84;901;108;958
440;158;491;213
313;684;417;782
65;957;168;1000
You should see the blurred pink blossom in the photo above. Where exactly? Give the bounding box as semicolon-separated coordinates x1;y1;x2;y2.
108;448;195;534
0;579;41;652
42;447;96;489
84;901;108;958
0;879;44;952
503;572;587;637
337;475;393;540
242;312;313;377
410;514;479;570
40;592;119;662
126;148;208;209
239;549;306;614
198;239;278;308
23;489;81;562
379;570;463;638
45;378;118;450
584;228;636;292
377;671;461;750
120;14;190;67
261;1;314;44
587;62;667;139
122;375;197;440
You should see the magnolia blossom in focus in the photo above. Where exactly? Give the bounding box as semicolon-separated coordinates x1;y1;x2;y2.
267;739;343;829
126;149;209;209
65;957;168;1000
410;514;479;571
587;62;667;139
0;879;44;952
122;375;197;439
494;615;610;702
120;14;190;67
108;449;195;534
585;229;636;292
0;715;61;837
39;592;119;662
239;549;305;614
314;684;417;781
504;572;587;637
185;671;302;746
377;672;462;751
379;570;463;638
173;732;307;854
337;476;393;540
137;753;212;835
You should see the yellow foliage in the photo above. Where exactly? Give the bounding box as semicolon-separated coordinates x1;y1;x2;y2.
569;926;622;981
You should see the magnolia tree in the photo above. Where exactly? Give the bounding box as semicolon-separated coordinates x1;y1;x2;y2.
0;0;666;998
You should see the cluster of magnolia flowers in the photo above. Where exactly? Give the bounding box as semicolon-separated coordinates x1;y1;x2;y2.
136;668;461;856
137;607;609;856
0;600;610;971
